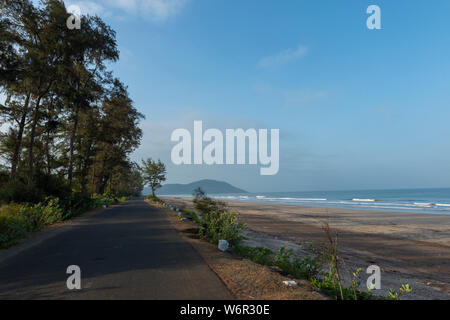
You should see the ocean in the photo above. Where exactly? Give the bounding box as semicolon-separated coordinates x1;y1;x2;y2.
160;188;450;215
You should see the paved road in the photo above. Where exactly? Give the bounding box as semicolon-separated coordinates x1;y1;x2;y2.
0;199;233;300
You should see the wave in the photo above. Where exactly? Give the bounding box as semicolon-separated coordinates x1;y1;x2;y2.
413;202;434;207
275;197;327;201
352;198;376;202
435;203;450;207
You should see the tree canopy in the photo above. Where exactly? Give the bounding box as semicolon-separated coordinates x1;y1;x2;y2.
141;158;166;196
0;0;145;203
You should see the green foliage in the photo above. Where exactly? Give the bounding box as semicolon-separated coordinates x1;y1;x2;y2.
0;212;27;248
274;243;322;281
183;208;202;224
193;188;227;217
388;284;412;300
200;209;246;246
193;189;245;246
0;198;65;249
234;245;274;266
141;158;166;196
0;192;128;249
92;193;117;208
0;0;144;202
146;194;164;204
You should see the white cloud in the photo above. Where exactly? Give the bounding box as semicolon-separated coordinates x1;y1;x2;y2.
141;0;187;21
66;1;107;16
105;0;138;13
64;0;188;21
258;44;308;68
103;0;188;21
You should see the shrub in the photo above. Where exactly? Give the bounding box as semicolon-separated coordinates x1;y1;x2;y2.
37;197;64;225
274;243;322;281
192;189;245;246
0;214;27;249
193;188;226;217
200;209;245;246
0;181;36;205
146;194;163;204
234;245;274;266
184;208;202;224
92;193;116;207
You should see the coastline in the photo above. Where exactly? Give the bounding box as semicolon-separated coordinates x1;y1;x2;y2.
162;196;450;299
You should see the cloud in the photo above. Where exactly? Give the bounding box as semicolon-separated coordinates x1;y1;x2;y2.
66;1;108;16
64;0;188;21
104;0;188;21
258;44;308;68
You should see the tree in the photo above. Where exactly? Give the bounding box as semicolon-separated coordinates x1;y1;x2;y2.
0;0;144;204
141;158;166;196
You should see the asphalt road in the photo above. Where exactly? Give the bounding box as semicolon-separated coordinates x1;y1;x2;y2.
0;199;233;300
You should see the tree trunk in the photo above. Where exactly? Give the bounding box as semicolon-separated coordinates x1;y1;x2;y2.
10;93;31;180
28;95;42;187
67;105;80;188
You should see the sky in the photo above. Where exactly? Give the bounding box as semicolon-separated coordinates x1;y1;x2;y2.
51;1;450;192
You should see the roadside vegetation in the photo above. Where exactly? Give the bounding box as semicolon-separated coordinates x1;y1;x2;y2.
0;1;145;248
0;194;130;248
151;190;412;300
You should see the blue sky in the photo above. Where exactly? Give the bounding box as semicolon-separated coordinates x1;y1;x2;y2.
63;0;450;192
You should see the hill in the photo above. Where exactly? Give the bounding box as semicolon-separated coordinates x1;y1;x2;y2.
149;179;247;195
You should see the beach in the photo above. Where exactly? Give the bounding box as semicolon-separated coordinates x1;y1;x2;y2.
162;197;450;299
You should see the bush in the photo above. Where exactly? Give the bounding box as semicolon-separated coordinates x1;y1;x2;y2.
274;244;322;281
0;181;37;205
193;188;227;217
146;194;163;204
234;245;274;266
0;198;65;248
92;193;116;208
0;191;131;249
200;209;245;246
191;189;245;246
0;214;27;248
184;208;202;224
37;197;64;225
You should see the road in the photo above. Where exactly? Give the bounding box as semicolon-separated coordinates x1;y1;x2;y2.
0;199;233;300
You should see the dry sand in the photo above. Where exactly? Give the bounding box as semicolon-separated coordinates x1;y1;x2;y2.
162;197;450;300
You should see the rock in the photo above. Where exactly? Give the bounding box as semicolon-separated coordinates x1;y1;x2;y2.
218;240;229;252
283;280;298;287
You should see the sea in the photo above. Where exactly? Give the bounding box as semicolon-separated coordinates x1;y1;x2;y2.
159;188;450;215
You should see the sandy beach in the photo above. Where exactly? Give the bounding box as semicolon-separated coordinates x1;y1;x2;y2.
162;197;450;300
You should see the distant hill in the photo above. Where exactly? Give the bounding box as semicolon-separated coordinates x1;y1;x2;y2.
149;179;247;195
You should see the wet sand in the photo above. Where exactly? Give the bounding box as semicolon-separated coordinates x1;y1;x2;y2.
162;197;450;299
